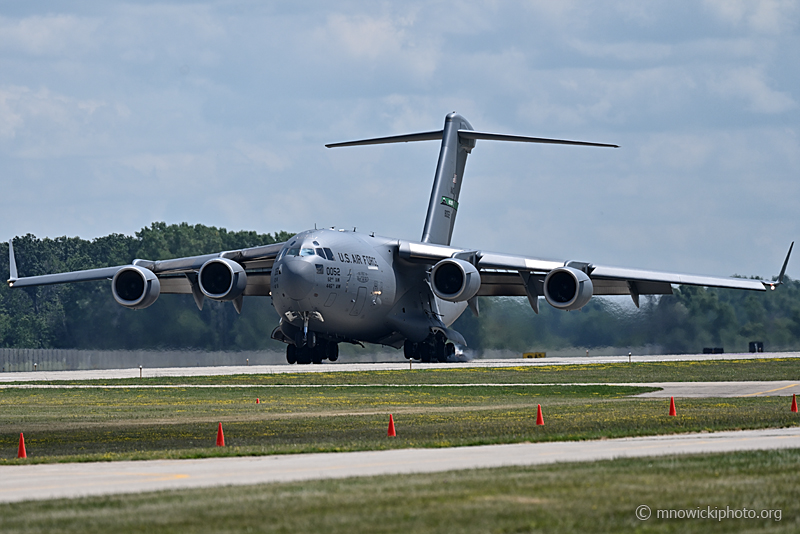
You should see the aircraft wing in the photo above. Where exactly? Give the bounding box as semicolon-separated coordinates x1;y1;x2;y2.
398;239;790;310
7;241;285;299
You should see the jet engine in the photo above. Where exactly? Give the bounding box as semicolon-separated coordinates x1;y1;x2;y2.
112;266;161;309
543;266;593;311
198;258;247;301
430;258;481;302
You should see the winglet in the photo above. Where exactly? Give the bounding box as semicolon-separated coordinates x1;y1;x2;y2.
765;241;793;290
8;239;18;285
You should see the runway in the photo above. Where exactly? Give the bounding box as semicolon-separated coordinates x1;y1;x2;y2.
1;381;798;398
0;427;797;503
1;351;798;383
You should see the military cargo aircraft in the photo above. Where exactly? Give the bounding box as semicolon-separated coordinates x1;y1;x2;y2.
7;113;793;364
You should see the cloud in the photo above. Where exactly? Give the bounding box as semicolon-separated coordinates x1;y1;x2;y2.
707;67;796;113
234;142;292;172
311;12;439;79
0;14;100;56
703;0;798;34
0;1;797;279
0;85;119;156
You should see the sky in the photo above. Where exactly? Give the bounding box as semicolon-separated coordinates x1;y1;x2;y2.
1;1;798;280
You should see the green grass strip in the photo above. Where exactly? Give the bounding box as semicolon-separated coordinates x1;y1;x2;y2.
1;384;797;464
0;449;798;533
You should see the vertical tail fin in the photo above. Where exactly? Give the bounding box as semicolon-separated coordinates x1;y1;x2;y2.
325;113;617;246
421;113;474;245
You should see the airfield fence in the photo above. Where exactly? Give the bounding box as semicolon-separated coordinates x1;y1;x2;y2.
0;345;670;372
0;348;288;372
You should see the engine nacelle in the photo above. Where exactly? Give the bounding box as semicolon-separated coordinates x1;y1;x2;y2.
198;258;247;301
543;266;593;311
112;266;161;309
430;258;481;302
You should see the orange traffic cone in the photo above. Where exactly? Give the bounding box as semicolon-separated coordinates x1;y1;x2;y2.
17;433;26;459
387;414;396;437
791;394;798;413
216;422;225;447
669;396;677;416
256;398;260;404
536;404;544;426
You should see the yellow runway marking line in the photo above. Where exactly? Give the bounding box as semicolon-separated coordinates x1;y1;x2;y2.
739;383;798;397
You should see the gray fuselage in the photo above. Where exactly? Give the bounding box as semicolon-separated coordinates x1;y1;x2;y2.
271;229;466;347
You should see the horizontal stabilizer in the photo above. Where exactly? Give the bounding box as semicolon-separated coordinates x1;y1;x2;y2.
326;130;443;148
458;130;618;148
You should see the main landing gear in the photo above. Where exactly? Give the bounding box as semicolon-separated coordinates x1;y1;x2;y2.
403;333;455;363
286;332;339;365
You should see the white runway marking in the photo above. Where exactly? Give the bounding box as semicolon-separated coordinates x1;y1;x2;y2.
0;428;798;503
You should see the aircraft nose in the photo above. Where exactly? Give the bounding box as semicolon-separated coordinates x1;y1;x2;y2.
281;259;316;300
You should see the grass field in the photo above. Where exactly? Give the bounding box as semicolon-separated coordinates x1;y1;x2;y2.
1;360;798;464
0;449;797;533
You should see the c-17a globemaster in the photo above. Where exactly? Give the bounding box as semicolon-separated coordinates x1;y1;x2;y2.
7;113;793;364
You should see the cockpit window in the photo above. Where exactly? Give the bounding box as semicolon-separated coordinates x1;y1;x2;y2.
299;248;315;257
323;248;334;261
315;248;325;258
287;247;300;256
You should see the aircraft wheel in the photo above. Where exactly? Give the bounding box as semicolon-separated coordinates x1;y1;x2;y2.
307;331;316;349
296;347;312;365
445;343;456;361
326;342;339;362
294;332;306;349
311;345;325;364
434;336;447;363
286;344;297;365
420;344;432;363
403;340;415;360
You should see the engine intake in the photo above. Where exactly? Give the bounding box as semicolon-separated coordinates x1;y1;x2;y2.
112;266;161;309
543;266;593;311
430;258;481;302
199;258;247;301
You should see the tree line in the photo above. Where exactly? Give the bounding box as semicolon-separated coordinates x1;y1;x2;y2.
2;223;798;354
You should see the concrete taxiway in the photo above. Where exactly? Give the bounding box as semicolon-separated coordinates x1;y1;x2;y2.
1;381;798;398
0;427;798;503
1;351;798;383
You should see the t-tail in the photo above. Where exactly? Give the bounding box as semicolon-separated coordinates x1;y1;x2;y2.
326;112;618;246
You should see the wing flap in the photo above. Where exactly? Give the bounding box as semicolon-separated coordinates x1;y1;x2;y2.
476;271;674;297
